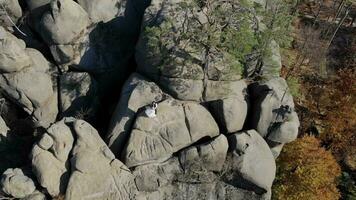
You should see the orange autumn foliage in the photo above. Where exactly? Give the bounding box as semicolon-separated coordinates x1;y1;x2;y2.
318;68;356;158
292;67;356;160
273;136;341;200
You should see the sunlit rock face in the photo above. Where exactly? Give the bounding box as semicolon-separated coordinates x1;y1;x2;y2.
0;27;58;128
28;119;138;200
0;0;22;30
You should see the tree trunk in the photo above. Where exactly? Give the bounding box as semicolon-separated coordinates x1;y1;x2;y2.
327;5;350;48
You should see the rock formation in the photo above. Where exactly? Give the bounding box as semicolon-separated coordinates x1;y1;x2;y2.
0;0;300;199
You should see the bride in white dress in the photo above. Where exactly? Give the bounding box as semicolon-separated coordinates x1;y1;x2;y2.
145;101;158;118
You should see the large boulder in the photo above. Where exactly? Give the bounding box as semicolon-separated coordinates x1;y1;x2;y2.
77;0;123;23
0;66;58;127
133;135;228;192
133;157;182;192
39;0;89;45
30;119;138;199
0;168;36;198
227;130;276;195
179;134;228;172
107;73;166;156
25;48;53;72
37;0;89;66
249;77;299;142
65;120;137;200
122;99;219;167
208;80;249;133
0;29;57;128
22;190;46;200
0;27;31;73
159;77;204;101
30;119;74;197
0;0;22;29
267;111;300;144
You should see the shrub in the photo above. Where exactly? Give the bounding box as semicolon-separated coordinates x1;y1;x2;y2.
273;135;341;200
144;0;258;76
339;172;356;200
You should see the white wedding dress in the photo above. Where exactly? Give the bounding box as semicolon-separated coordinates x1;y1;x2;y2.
145;107;156;118
145;102;158;118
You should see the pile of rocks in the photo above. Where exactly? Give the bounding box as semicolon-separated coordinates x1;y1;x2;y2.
0;0;299;199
